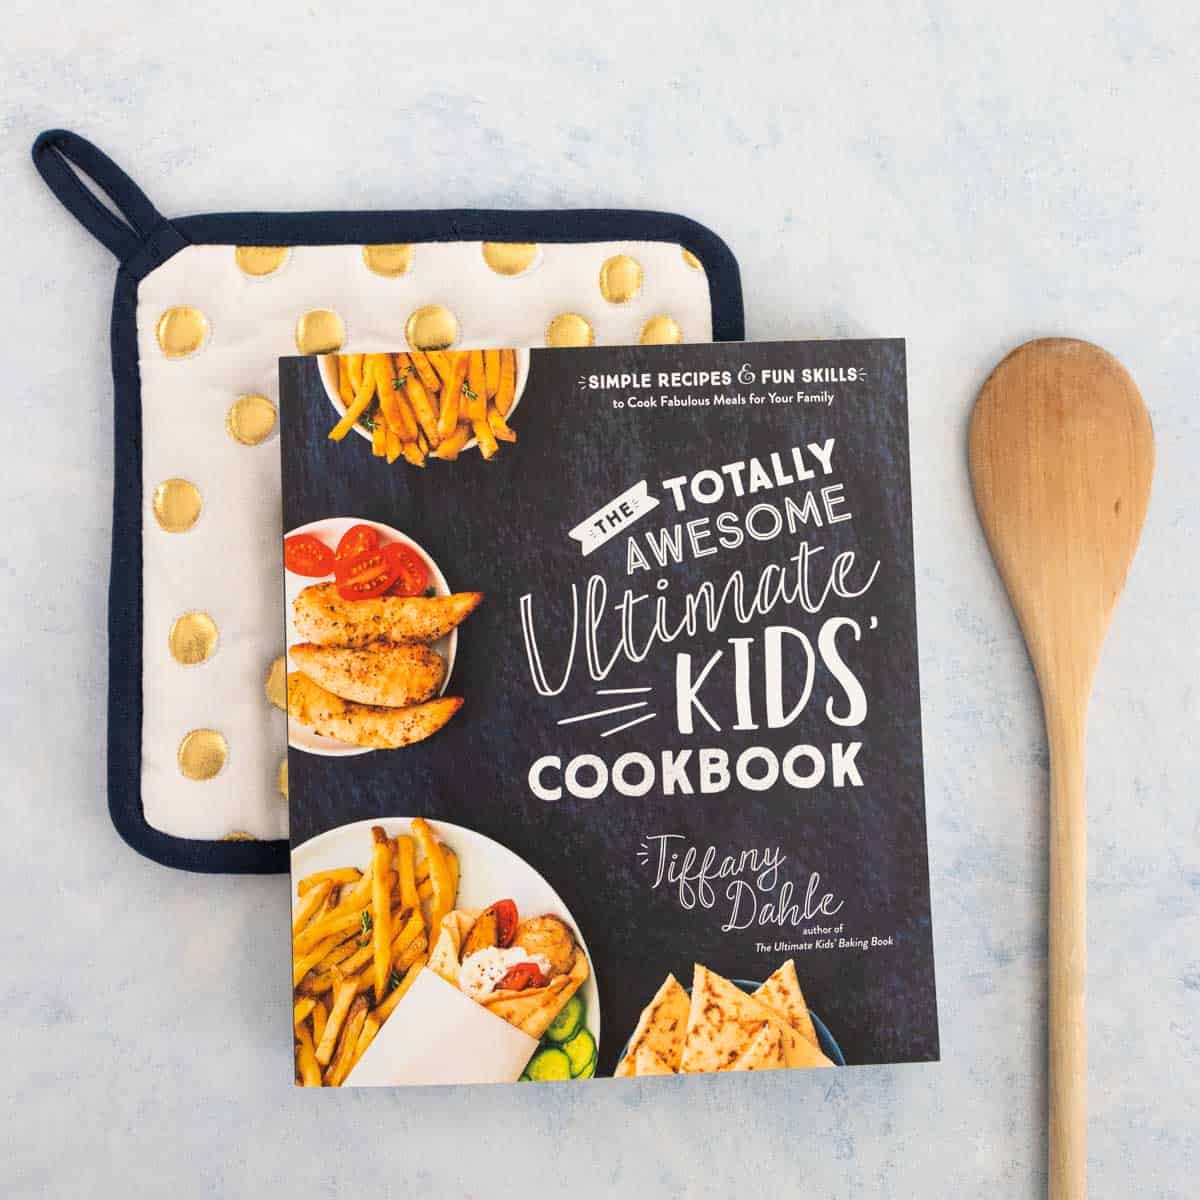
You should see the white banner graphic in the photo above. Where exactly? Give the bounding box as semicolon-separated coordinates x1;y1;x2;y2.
568;479;661;556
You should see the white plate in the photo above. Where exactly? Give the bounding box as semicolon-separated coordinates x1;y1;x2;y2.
320;350;530;452
284;517;454;757
292;817;601;1056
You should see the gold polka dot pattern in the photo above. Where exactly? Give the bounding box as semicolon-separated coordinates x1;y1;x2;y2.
545;312;595;347
152;479;202;532
168;611;218;665
155;306;209;358
177;730;228;780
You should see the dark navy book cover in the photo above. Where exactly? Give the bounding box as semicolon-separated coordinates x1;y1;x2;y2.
280;340;937;1086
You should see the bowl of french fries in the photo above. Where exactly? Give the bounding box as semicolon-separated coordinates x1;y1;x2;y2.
320;349;529;466
291;816;600;1088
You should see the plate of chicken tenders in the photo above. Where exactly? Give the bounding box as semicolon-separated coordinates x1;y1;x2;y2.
283;517;482;756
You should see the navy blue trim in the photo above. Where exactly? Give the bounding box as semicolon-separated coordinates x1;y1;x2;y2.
35;130;745;874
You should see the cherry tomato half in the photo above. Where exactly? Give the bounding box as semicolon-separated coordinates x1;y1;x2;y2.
383;542;431;597
335;523;379;561
284;534;335;578
334;548;397;600
488;900;519;948
496;962;544;992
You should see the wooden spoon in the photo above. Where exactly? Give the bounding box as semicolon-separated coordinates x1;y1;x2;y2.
969;338;1153;1199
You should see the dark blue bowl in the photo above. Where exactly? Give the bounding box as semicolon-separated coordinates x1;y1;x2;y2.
618;978;845;1069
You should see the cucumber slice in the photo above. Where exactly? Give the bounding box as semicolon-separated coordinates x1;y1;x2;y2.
545;994;584;1044
518;1072;531;1082
562;1028;597;1076
526;1047;572;1082
574;1052;597;1080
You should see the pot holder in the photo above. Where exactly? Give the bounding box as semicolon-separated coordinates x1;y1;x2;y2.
33;129;745;874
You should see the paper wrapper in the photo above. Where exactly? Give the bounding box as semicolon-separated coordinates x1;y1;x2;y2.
345;968;538;1087
428;909;590;1039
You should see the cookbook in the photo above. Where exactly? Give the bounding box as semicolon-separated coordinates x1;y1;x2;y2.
279;339;938;1086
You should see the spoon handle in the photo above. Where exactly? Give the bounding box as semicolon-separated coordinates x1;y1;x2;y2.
1048;707;1087;1200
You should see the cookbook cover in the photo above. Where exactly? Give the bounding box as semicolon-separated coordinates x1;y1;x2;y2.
279;339;937;1086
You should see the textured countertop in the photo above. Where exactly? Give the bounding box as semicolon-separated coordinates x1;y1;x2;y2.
2;2;1196;1196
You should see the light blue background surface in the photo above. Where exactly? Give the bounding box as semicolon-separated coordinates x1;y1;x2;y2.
3;2;1197;1195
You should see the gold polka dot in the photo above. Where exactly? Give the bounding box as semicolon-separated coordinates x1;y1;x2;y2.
266;656;288;711
481;242;539;276
405;305;458;350
640;315;683;345
545;312;595;348
226;394;277;446
681;247;702;270
152;479;202;532
168;611;219;665
234;246;290;276
177;729;228;781
277;758;289;799
363;244;414;277
598;255;644;304
155;306;209;358
295;309;346;354
222;831;256;842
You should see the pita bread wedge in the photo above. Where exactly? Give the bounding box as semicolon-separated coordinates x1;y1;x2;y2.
753;959;819;1047
680;966;833;1073
615;973;690;1076
632;1045;676;1076
428;908;590;1039
725;1021;787;1072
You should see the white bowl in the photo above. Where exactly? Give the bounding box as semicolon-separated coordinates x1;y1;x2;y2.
320;349;530;452
284;517;454;757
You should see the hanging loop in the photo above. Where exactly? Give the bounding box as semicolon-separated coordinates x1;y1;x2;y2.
32;129;172;263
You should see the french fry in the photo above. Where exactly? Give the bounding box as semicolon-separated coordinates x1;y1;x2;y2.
473;418;500;461
412;818;454;944
295;903;370;956
315;971;358;1066
311;1000;328;1048
294;997;316;1028
432;423;471;461
336;357;355;408
373;952;428;1023
395;835;419;912
294;869;374;953
466;351;488;422
409;350;442;393
436;352;469;439
294;931;352;988
416;845;458;904
400;441;426;468
386;428;403;464
391;910;425;959
494;349;516;416
397;353;441;447
370;829;393;1003
394;931;428;974
487;405;517;443
352;1014;380;1071
328;366;376;441
427;350;457;392
298;868;361;896
373;354;420;441
372;421;387;457
484;349;501;399
325;997;368;1087
292;881;333;935
345;354;364;393
295;1025;322;1087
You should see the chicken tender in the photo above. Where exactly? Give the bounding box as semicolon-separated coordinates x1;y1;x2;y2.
512;915;577;979
292;583;483;648
287;672;462;749
288;642;446;707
